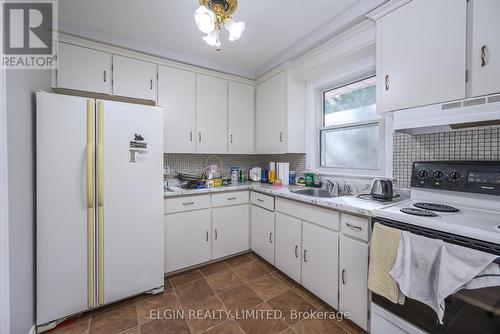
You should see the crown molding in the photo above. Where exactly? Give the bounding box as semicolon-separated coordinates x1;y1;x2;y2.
58;21;256;80
366;0;411;21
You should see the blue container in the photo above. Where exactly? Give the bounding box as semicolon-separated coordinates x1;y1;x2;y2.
261;168;269;183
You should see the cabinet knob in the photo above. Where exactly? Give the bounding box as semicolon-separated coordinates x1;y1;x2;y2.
189;131;193;142
481;45;487;67
199;133;202;142
103;70;107;82
303;249;307;263
150;79;153;90
295;245;299;258
385;74;390;91
279;132;283;142
215;229;218;240
230;134;233;144
342;269;346;284
206;231;209;242
269;232;273;244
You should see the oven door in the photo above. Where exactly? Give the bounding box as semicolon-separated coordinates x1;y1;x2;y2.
372;286;500;334
370;217;500;334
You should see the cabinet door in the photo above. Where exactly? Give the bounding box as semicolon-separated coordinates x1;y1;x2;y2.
228;82;255;154
213;204;250;259
250;205;275;264
302;222;339;308
56;43;112;94
164;209;211;273
339;235;369;330
275;213;302;283
158;66;196;153
196;74;228;154
112;55;157;101
255;72;286;153
377;0;467;112
470;0;500;97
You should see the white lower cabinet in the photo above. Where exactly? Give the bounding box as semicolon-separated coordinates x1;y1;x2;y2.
251;204;275;264
339;235;369;330
164;209;211;273
302;221;339;309
213;204;250;259
275;213;302;283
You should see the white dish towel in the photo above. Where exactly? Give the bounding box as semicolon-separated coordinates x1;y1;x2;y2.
390;231;500;324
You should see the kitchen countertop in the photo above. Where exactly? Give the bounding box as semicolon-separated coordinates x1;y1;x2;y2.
164;182;408;216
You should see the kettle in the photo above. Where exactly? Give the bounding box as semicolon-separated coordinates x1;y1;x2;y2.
370;178;396;200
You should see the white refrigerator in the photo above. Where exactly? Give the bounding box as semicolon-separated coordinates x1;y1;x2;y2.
36;92;164;329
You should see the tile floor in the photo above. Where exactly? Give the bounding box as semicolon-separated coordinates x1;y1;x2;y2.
47;252;366;334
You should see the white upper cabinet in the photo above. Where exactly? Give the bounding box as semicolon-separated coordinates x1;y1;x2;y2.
469;0;500;97
375;0;467;112
196;74;228;154
158;66;196;153
112;55;157;101
56;43;112;94
255;71;305;154
228;82;254;154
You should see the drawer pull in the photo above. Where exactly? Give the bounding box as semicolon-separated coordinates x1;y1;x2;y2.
227;197;237;201
295;245;298;258
257;198;264;202
269;232;273;244
342;269;346;285
182;202;194;206
346;223;362;231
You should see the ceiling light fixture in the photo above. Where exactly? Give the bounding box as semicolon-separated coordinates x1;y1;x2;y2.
194;0;245;51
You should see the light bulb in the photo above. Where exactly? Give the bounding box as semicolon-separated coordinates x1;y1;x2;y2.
225;18;245;41
194;6;215;34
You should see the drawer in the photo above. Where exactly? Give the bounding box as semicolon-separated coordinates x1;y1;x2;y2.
341;214;369;242
276;198;339;231
212;191;249;207
164;195;210;214
250;191;275;211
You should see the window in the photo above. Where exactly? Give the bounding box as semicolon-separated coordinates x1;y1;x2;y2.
320;76;382;171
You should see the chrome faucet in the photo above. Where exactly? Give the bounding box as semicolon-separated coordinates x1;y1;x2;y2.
325;180;339;197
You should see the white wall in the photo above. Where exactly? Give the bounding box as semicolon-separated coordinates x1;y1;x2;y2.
5;69;51;334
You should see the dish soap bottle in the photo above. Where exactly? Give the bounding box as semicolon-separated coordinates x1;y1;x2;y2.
313;169;322;188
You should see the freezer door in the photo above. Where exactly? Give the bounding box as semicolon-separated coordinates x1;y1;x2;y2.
36;92;95;325
97;100;164;305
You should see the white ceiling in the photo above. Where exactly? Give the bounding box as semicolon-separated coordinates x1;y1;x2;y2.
59;0;383;79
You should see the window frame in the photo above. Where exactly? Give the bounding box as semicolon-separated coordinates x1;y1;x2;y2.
316;74;386;177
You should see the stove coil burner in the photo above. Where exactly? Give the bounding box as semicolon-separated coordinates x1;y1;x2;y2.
413;202;460;213
400;208;439;217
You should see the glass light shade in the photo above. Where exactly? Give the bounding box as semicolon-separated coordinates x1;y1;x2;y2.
195;5;216;34
203;30;221;48
225;18;245;41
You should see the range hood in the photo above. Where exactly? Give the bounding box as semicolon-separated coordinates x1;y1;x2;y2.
393;94;500;134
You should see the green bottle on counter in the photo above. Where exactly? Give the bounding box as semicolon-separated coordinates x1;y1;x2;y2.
305;172;314;187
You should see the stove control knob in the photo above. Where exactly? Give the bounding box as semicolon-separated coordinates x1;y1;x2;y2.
449;171;461;181
417;170;429;179
433;170;444;180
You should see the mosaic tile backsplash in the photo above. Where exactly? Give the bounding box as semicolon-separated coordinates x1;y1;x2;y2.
393;126;500;188
164;153;306;178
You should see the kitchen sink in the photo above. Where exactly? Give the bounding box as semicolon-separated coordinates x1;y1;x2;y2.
292;188;336;198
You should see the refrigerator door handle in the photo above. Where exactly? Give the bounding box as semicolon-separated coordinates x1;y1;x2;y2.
86;99;95;308
97;101;105;305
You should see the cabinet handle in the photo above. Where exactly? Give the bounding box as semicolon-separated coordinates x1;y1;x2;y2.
385;74;390;91
150;79;153;90
279;132;283;142
342;269;346;285
295;245;298;258
230;134;233;144
227;197;237;201
481;45;487;67
199;132;202;142
182;202;194;206
269;232;273;244
303;249;307;263
189;131;193;142
215;229;218;240
257;198;264;202
103;70;107;82
345;223;362;231
206;231;209;242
